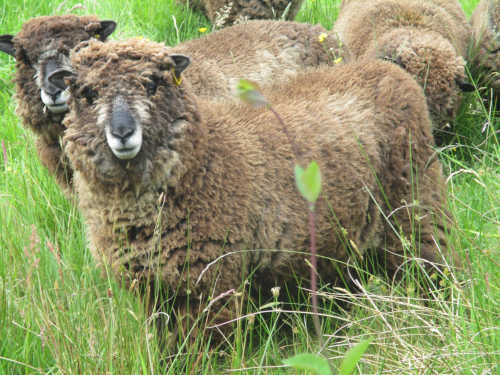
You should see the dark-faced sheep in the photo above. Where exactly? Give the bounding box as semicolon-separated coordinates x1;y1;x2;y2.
334;0;474;137
168;20;348;99
178;0;304;27
470;0;500;105
51;38;452;332
0;15;116;194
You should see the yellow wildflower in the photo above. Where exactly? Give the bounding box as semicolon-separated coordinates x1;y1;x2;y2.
198;27;208;33
318;32;327;43
334;57;343;64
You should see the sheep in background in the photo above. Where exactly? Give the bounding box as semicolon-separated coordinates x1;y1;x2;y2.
334;0;474;138
0;15;116;194
50;38;453;335
470;0;500;105
178;0;304;27
338;0;471;56
169;20;348;99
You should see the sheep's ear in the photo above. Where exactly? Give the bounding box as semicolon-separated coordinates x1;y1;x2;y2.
0;35;15;57
96;21;117;41
456;79;475;92
48;68;75;91
170;54;191;77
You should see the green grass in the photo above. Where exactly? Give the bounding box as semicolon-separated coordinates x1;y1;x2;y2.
0;0;499;373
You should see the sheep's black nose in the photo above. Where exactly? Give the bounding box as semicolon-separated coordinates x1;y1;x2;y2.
47;89;62;102
111;96;136;143
43;76;64;101
43;59;64;101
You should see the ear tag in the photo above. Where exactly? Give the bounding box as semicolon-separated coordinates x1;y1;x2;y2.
171;68;182;86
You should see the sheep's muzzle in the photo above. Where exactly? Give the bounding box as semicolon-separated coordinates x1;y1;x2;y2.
105;95;143;160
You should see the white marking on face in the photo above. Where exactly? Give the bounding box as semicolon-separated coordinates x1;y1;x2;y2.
102;97;144;160
40;89;70;113
105;124;143;160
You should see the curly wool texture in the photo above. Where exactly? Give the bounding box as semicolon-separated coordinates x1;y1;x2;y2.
178;0;304;26
470;0;500;101
335;0;472;131
169;20;349;99
8;15;112;194
62;38;453;323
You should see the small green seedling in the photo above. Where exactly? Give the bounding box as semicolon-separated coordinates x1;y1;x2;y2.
338;339;372;375
236;79;269;108
283;339;371;375
283;353;332;375
295;161;322;208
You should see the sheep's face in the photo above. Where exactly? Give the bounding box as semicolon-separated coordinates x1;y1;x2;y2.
372;29;473;128
51;39;194;185
480;1;500;91
0;16;116;121
34;48;72;114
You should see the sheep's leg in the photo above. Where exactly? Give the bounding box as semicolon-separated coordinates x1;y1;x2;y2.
150;242;249;348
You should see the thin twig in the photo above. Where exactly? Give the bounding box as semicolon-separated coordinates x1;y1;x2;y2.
0;356;44;374
309;209;322;342
267;105;301;162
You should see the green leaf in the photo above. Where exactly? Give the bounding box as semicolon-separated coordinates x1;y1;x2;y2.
236;79;268;108
283;353;333;375
295;161;322;204
339;339;372;375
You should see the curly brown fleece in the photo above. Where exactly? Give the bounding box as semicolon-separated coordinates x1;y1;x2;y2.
4;15;114;194
61;38;453;329
470;0;500;103
335;0;472;133
178;0;304;26
169;20;349;99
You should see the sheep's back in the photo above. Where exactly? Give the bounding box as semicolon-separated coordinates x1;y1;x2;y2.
335;0;470;58
170;20;346;100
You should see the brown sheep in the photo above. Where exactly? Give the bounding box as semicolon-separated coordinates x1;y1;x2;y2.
178;0;304;27
50;38;452;334
470;0;500;105
334;0;474;137
168;20;348;99
0;15;116;195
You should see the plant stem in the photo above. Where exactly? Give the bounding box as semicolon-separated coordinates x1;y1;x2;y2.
267;101;323;344
309;207;322;342
268;105;301;162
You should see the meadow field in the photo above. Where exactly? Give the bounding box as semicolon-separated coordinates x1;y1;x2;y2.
0;0;498;373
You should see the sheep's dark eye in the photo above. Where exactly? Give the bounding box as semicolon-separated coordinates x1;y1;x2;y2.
81;86;98;104
145;76;159;97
